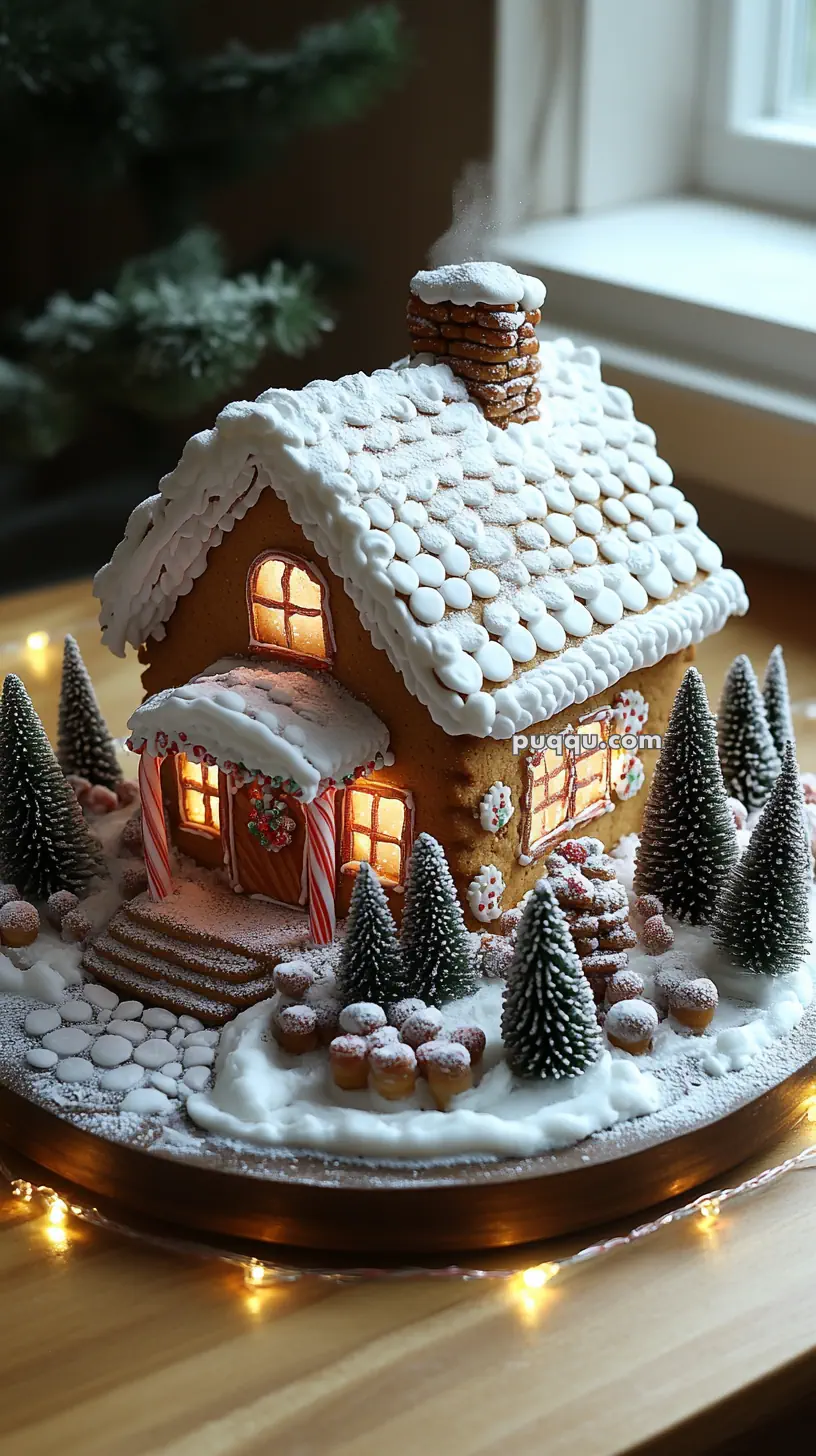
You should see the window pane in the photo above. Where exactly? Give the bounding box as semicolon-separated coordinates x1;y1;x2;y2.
184;789;207;825
352;832;372;863
376;840;402;883
289;611;326;658
574;750;607;815
349;790;373;828
253;603;287;647
183;758;203;786
288;566;323;610
201;762;218;791
209;794;221;830
255;558;285;600
377;795;405;838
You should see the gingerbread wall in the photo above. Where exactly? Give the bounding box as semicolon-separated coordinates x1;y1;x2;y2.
140;486;692;928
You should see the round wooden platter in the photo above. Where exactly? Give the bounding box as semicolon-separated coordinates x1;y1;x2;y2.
1;1053;814;1256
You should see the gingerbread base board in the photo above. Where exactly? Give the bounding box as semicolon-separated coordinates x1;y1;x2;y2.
1;1053;813;1254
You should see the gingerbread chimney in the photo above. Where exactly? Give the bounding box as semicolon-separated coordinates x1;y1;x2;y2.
406;262;545;428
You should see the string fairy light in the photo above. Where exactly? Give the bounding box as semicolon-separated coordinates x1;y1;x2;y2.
3;1118;816;1292
25;631;51;653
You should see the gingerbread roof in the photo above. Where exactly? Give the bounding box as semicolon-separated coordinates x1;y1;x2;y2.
95;269;747;740
127;659;391;800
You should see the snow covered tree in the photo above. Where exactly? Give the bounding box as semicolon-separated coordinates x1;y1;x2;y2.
717;654;780;810
400;834;474;1006
58;634;122;790
0;674;104;898
763;644;796;764
336;861;404;1007
713;743;811;975
635;667;738;924
501;879;602;1079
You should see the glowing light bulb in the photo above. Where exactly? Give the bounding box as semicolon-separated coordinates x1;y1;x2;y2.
26;631;50;652
48;1197;68;1226
245;1259;267;1286
698;1198;720;1226
522;1261;560;1289
803;1094;816;1122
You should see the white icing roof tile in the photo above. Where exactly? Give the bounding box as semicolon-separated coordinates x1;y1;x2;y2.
95;339;747;739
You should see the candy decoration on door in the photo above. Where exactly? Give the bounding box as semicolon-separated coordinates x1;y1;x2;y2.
247;791;297;852
611;690;649;802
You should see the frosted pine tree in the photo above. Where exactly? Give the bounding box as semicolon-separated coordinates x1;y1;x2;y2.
0;674;104;897
336;861;405;1007
400;834;474;1006
762;644;796;764
713;743;811;975
501;880;601;1079
634;667;738;924
717;654;780;810
58;634;121;789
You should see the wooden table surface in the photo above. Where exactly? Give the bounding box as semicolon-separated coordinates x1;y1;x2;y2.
2;565;816;1456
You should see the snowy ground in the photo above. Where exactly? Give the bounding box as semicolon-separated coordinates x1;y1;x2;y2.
1;816;815;1168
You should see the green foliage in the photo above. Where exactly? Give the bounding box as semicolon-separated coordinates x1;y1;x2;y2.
501;880;601;1080
23;230;332;418
336;861;404;1008
762;644;796;764
635;667;738;924
0;2;406;458
713;743;811;975
0;674;104;898
58;634;122;790
717;654;780;811
400;834;474;1007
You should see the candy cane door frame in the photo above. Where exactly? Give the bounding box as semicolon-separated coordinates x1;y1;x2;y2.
225;781;307;906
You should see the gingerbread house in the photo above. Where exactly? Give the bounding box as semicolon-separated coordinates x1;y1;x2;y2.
94;262;747;943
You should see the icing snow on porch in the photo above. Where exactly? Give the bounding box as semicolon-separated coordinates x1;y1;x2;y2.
127;659;391;945
127;657;392;799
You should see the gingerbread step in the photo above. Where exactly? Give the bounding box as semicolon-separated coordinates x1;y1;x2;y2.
90;933;277;1005
124;882;309;965
108;909;263;982
81;946;237;1025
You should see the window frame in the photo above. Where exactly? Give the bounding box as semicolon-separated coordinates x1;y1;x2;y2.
521;709;614;861
246;550;335;667
340;782;414;890
176;754;222;836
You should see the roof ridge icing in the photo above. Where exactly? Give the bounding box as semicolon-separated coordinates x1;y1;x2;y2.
94;342;747;739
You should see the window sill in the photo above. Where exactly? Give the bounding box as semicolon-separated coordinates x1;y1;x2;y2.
495;195;816;517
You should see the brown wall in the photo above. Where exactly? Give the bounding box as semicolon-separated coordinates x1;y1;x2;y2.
141;487;693;928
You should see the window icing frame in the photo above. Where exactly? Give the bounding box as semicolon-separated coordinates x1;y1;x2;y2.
340;781;414;890
176;754;222;837
246;550;335;667
521;707;614;860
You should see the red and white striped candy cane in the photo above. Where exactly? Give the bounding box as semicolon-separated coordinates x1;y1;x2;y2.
304;785;337;945
138;752;172;901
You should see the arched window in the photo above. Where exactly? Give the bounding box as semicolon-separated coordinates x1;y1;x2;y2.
247;552;333;665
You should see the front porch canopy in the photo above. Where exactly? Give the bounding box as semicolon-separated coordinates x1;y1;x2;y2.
127;658;392;945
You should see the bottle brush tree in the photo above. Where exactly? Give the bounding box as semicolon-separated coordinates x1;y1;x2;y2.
0;674;105;898
634;666;738;924
501;879;602;1079
0;0;406;459
713;743;812;975
717;654;780;810
336;860;404;1008
762;644;796;764
58;634;122;790
400;834;474;1006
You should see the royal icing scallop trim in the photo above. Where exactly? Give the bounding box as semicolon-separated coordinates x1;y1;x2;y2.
94;333;747;739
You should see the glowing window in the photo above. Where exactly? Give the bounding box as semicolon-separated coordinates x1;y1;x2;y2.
248;552;332;663
522;711;613;858
525;742;572;857
572;717;612;819
177;756;220;834
341;783;412;888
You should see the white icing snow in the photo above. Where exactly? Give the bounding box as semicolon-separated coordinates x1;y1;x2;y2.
129;658;390;800
410;262;546;311
94;327;747;739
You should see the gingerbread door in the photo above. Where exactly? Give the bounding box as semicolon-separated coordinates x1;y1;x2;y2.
225;781;307;906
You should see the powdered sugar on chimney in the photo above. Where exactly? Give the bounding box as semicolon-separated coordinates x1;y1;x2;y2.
407;262;545;428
